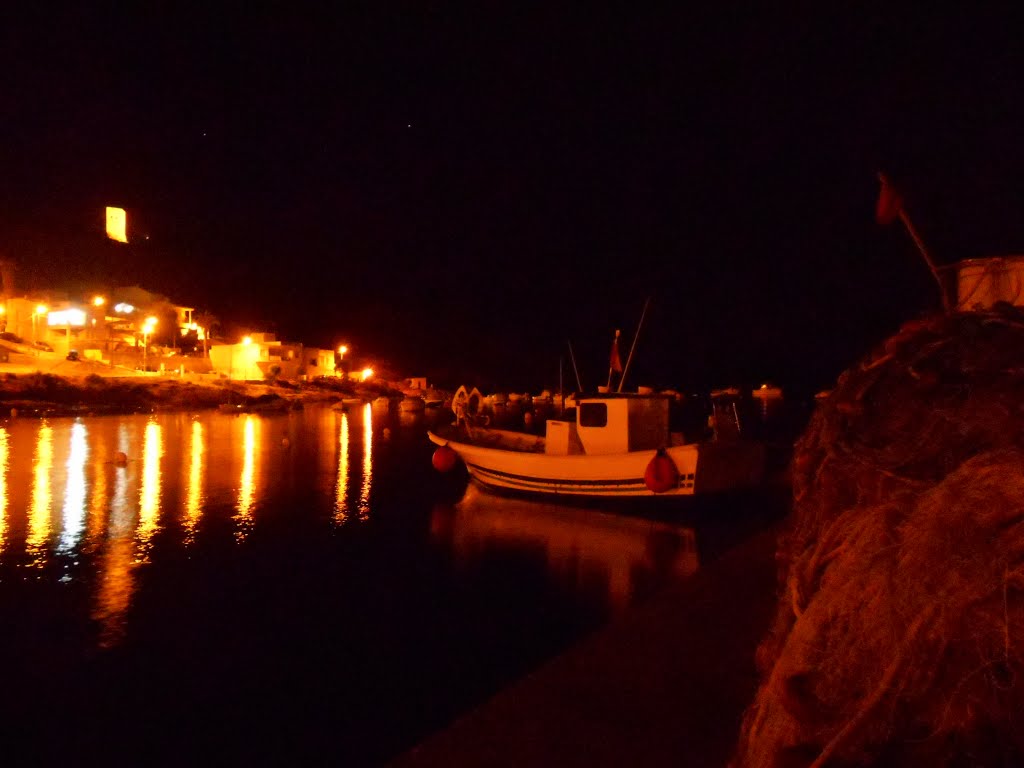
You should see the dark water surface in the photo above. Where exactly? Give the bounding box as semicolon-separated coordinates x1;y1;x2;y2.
0;404;779;766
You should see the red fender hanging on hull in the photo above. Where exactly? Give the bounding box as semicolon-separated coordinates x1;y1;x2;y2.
644;448;679;493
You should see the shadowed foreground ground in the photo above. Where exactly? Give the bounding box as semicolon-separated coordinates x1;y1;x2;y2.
391;527;778;768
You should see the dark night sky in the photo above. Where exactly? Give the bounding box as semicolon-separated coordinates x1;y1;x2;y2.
3;5;1024;394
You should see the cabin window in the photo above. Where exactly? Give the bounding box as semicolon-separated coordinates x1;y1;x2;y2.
579;403;608;428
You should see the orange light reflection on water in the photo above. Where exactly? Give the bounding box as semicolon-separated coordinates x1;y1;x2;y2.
27;423;54;563
183;420;204;544
58;422;89;553
0;428;8;553
94;423;138;648
135;420;163;559
335;411;350;524
358;404;372;520
235;415;258;540
83;440;109;554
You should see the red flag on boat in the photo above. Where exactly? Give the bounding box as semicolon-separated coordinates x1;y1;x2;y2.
610;330;623;373
876;172;903;225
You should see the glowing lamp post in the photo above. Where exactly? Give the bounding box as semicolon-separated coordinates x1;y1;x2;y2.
90;296;105;339
142;316;157;372
241;336;253;380
230;336;253;380
337;344;348;377
33;304;48;346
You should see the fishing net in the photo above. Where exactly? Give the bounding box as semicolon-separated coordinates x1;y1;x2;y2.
733;304;1024;767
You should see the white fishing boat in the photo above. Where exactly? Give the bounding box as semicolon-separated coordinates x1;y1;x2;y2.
429;391;765;499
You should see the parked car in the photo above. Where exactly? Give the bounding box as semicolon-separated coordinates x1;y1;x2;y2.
66;350;80;361
32;340;54;352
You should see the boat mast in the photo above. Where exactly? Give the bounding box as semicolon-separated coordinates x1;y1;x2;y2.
559;356;564;416
568;341;583;391
617;297;651;393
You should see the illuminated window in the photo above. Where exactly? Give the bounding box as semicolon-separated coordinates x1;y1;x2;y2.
579;403;608;428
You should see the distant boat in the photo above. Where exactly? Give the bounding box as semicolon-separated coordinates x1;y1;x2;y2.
751;383;783;400
429;390;764;500
332;397;364;411
468;387;484;416
399;395;426;413
219;398;290;414
451;385;469;416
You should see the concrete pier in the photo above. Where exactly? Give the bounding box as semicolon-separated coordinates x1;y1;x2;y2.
391;527;778;767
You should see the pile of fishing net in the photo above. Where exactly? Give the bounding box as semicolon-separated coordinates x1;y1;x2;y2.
733;304;1024;767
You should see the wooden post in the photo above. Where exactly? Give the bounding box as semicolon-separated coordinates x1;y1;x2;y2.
898;209;951;312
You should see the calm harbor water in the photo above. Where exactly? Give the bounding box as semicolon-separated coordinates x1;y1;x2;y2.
0;404;780;766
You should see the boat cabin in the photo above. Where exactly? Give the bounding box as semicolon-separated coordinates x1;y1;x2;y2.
544;393;671;455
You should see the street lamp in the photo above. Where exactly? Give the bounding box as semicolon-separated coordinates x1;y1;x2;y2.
337;344;348;377
142;316;157;372
33;304;48;345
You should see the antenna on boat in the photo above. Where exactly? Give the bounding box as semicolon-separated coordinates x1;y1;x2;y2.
617;297;651;393
567;341;583;391
606;329;622;391
559;356;564;416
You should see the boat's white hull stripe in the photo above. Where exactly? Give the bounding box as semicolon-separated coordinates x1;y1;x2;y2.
465;462;694;497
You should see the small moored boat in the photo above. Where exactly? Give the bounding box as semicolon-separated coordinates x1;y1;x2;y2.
429;391;765;499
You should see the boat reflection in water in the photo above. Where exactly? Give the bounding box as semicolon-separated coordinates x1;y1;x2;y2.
431;484;699;616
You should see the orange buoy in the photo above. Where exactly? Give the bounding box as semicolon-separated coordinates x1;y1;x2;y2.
432;444;458;473
644;448;679;493
114;451;129;466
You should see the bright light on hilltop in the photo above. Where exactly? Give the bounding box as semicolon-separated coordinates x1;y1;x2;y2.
105;207;128;243
360;368;373;381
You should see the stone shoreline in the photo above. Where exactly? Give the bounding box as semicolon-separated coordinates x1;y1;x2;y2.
0;371;405;418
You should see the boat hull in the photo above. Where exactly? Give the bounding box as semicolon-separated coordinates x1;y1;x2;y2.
428;429;764;499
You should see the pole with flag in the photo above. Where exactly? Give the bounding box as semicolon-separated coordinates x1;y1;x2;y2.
606;329;623;390
876;172;950;312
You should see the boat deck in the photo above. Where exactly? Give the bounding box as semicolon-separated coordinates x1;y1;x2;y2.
439;425;546;453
